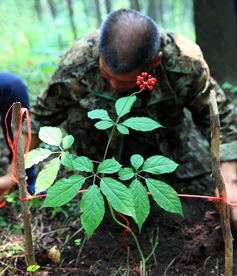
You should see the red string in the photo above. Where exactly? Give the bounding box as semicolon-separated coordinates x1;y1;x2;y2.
16;190;237;207
0;105;32;208
117;212;141;275
0;201;6;208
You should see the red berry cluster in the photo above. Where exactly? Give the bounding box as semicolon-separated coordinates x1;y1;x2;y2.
136;72;157;91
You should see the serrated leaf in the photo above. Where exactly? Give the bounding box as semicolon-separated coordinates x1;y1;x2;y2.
62;135;74;149
115;95;137;118
130;179;150;231
146;178;183;216
121;117;162;131
97;159;122;174
118;167;134;180
100;177;136;219
60;151;75;170
130;154;144;170
35;157;60;194
80;185;105;238
87;109;112;121
25;148;52;169
117;124;129;135
39;127;62;146
43;175;85;207
142;155;178;175
73;156;94;172
94;120;114;130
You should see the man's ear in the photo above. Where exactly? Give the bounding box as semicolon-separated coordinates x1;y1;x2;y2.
151;52;163;68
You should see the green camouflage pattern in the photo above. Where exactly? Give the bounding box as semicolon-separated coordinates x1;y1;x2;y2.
25;29;237;181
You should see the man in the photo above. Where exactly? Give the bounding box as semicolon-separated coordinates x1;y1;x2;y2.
0;72;36;203
1;9;237;228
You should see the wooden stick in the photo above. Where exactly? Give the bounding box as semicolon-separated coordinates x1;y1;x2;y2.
11;102;36;275
209;90;233;276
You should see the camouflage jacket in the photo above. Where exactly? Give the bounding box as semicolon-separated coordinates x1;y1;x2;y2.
26;29;237;179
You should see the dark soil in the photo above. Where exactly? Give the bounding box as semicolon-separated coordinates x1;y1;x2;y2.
0;135;237;276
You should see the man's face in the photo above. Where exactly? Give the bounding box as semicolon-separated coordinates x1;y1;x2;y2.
99;58;142;93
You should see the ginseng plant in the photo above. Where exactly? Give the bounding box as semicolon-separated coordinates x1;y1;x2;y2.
25;73;183;275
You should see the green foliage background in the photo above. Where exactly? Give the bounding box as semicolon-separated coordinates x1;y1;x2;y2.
0;0;195;102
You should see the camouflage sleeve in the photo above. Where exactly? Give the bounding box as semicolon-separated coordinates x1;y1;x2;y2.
186;64;237;161
22;80;85;135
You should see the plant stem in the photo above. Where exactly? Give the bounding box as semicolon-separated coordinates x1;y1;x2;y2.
11;102;36;275
108;203;146;276
103;90;142;161
209;90;233;276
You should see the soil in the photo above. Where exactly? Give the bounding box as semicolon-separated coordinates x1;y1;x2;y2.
0;135;237;276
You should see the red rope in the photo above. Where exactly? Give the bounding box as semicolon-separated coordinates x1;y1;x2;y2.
15;191;237;207
0;105;32;208
117;212;141;275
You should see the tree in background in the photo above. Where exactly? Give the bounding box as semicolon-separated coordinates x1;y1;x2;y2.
194;0;237;85
130;0;140;11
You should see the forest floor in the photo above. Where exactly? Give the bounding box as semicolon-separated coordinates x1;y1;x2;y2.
0;135;237;276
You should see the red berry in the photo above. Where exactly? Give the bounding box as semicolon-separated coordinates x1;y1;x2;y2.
148;75;152;79
141;86;146;90
136;81;141;85
142;72;148;77
147;79;153;85
148;86;154;91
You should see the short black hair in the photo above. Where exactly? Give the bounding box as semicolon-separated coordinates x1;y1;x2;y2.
99;9;161;74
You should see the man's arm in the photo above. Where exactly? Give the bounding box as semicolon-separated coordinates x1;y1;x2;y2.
220;160;237;230
0;133;40;202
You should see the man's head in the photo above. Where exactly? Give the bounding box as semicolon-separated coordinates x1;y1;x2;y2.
99;9;161;92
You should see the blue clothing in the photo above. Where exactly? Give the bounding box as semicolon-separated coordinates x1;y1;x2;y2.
0;72;36;194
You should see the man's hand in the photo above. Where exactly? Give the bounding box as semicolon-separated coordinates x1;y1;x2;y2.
220;160;237;230
0;172;17;203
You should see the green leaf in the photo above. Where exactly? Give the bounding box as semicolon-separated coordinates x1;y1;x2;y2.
118;167;134;180
142;155;178;175
115;95;137;118
62;135;74;149
35;157;60;194
73;156;94;172
146;178;183;216
222;82;233;90
231;86;237;93
80;185;105;238
130;179;150;231
25;148;52;169
43;175;85;207
130;154;144;170
39;126;62;146
94;120;114;130
97;159;122;174
27;265;40;272
87;109;112;121
100;177;136;219
60;151;75;170
117;124;129;135
121;117;162;131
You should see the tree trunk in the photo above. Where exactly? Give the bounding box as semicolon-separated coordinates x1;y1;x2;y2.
34;0;42;21
94;0;102;27
147;0;163;23
48;0;57;20
194;0;237;85
67;0;77;40
105;0;112;14
130;0;140;11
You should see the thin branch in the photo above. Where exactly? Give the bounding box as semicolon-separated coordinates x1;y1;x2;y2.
209;90;233;276
11;102;37;274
